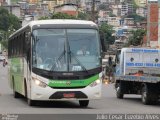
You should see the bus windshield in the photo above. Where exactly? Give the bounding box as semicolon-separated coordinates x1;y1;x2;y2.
32;29;101;72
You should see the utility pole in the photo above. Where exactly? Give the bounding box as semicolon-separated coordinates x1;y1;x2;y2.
91;0;96;22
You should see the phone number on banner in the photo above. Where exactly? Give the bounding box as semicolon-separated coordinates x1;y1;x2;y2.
126;63;160;67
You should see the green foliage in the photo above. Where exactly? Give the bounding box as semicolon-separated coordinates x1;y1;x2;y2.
99;23;115;50
98;4;106;10
38;12;91;21
51;12;76;19
9;14;21;30
38;16;50;20
38;12;78;20
98;4;111;11
109;12;117;17
0;7;21;49
0;7;21;31
0;8;10;31
128;29;146;46
126;13;146;22
131;0;138;9
0;40;8;49
77;12;89;20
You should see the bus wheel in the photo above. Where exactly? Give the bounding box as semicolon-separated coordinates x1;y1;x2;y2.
142;85;151;105
79;100;89;107
116;82;124;99
141;84;158;105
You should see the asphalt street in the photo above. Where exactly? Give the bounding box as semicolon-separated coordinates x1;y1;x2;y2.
0;63;160;114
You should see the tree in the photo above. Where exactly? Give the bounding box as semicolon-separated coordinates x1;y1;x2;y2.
0;7;21;50
38;12;77;20
125;13;146;22
0;7;21;31
9;14;21;30
98;4;110;11
51;12;76;19
99;23;115;50
1;39;8;49
109;12;117;17
77;12;89;20
131;0;139;12
38;16;49;20
128;29;146;46
0;8;10;31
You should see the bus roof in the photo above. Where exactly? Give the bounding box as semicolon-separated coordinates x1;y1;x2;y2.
28;19;97;26
9;19;98;39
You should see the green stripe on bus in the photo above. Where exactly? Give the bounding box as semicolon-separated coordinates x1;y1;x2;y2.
10;58;23;93
48;74;99;88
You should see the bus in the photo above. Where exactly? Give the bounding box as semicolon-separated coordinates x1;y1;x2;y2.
8;20;103;107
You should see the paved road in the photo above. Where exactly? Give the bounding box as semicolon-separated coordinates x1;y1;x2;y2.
0;63;160;114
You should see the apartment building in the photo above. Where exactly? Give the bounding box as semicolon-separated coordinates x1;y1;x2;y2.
0;0;7;6
85;0;101;11
121;3;133;16
107;17;121;27
111;4;122;16
27;0;39;4
4;5;21;18
99;10;109;18
43;0;57;12
56;0;64;5
54;3;78;16
136;7;147;17
123;18;135;26
64;0;80;4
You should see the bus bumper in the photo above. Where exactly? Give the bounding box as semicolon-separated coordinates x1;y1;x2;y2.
30;81;102;101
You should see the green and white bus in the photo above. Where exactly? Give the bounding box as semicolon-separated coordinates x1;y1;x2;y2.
8;20;103;107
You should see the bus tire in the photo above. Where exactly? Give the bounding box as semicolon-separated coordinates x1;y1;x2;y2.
13;79;21;98
141;84;151;105
79;100;89;107
141;84;158;105
116;82;124;99
150;94;158;105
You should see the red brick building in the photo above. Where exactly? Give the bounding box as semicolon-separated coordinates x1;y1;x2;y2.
54;3;78;16
147;1;158;47
0;0;6;6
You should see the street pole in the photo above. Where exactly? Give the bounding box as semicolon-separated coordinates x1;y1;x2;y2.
91;0;96;22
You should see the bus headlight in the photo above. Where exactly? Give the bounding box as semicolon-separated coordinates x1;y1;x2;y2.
32;78;47;88
90;79;101;87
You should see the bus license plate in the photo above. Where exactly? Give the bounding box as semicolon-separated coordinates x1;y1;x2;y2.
63;93;75;98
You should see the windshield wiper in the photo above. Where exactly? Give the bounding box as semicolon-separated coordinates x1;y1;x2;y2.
68;49;88;72
50;50;66;71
